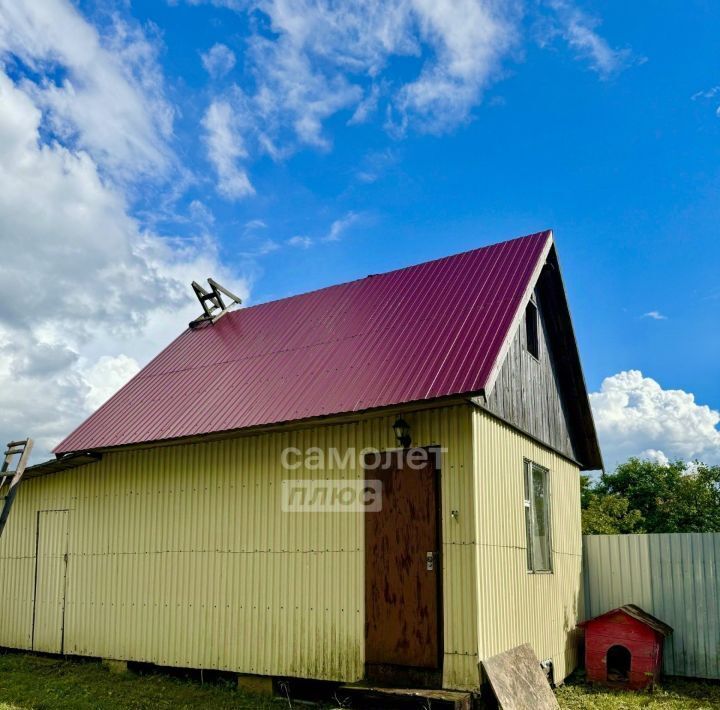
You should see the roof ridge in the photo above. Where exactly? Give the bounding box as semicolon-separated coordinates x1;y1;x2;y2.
232;230;551;317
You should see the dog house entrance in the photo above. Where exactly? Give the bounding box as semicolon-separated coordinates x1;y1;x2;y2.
606;645;631;682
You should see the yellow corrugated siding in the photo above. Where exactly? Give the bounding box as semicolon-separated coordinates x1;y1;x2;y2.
0;404;478;688
32;510;69;653
472;409;582;682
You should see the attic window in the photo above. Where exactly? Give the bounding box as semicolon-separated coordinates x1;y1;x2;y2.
525;300;539;359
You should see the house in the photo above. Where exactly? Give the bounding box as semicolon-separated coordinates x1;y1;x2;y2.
0;230;602;693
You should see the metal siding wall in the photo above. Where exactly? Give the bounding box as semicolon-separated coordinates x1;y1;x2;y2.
32;510;69;653
472;409;583;683
0;404;479;689
583;533;720;679
0;476;37;650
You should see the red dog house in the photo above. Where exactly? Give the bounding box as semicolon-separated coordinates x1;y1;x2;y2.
579;604;672;690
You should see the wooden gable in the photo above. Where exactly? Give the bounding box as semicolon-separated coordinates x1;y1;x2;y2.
481;246;603;470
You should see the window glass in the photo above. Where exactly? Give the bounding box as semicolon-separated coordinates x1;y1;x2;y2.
525;460;551;572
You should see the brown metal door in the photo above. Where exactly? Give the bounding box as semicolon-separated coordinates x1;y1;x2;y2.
364;449;440;668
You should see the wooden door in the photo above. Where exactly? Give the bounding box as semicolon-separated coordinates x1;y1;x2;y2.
364;449;440;669
32;510;69;653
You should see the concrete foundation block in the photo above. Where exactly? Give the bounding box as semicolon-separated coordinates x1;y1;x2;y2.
102;658;129;674
237;673;274;696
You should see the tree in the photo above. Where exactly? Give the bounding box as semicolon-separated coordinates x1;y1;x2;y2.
661;464;720;533
579;475;594;509
581;493;644;535
581;458;720;535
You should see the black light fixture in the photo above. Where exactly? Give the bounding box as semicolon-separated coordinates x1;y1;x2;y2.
392;417;412;448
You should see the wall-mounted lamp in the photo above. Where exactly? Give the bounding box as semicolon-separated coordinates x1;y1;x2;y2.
392;417;412;449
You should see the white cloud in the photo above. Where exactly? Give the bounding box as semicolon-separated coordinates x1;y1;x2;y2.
287;235;313;248
202;99;255;198
543;0;632;78
348;82;382;125
248;0;517;137
590;370;720;469
691;86;720;117
0;2;254;462
0;67;248;461
355;148;398;183
284;214;360;248
196;0;517;182
640;449;670;466
323;211;360;242
83;355;141;411
241;239;280;256
692;86;720;101
201;42;236;78
643;310;667;321
0;1;175;182
188;199;215;225
244;33;363;150
192;0;628;190
393;0;518;132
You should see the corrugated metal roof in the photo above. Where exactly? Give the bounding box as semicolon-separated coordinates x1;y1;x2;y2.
25;452;102;478
55;230;552;453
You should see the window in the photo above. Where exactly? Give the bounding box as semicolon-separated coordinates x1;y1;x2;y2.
525;300;539;359
524;460;552;572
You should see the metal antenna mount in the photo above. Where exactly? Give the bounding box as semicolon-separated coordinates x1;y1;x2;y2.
189;278;242;329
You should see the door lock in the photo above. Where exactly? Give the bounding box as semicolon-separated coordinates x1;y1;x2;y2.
426;551;438;571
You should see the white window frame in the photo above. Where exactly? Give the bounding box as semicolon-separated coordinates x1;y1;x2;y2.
524;459;553;574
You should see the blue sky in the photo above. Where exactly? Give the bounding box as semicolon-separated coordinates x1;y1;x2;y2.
0;0;718;465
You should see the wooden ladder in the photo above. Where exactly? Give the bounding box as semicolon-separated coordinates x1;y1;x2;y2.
0;438;33;540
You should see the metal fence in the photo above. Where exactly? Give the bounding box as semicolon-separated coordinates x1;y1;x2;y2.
583;533;720;679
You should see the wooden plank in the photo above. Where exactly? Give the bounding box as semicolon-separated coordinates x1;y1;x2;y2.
481;643;559;710
338;684;472;709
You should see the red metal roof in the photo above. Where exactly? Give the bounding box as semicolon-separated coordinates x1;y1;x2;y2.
579;605;673;637
55;231;552;453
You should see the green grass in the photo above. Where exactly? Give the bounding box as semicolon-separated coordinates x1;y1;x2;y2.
557;675;720;709
2;652;720;709
0;652;287;709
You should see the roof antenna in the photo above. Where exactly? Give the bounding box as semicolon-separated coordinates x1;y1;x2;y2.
189;278;242;329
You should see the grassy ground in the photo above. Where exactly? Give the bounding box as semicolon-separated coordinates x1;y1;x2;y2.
1;652;720;709
556;675;720;709
0;652;286;709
